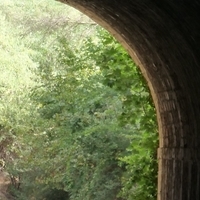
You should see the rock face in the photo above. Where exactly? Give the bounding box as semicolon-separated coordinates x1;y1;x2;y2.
59;1;200;199
0;193;8;200
0;171;13;200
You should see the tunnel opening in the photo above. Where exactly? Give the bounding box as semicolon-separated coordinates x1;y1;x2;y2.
0;1;158;199
1;0;200;199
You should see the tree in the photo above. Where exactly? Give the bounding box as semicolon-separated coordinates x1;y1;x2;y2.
0;1;158;199
81;28;158;200
14;33;131;199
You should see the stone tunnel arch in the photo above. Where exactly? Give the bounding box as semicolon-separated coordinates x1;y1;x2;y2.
58;1;200;199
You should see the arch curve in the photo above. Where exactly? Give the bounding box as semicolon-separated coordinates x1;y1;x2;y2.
58;0;200;199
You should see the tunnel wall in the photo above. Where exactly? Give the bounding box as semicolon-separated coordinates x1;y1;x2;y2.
58;0;200;199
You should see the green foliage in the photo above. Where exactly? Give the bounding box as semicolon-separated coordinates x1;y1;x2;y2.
0;1;158;200
65;129;128;200
23;34;131;200
81;28;158;199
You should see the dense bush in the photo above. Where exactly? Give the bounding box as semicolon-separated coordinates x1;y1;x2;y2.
0;1;158;199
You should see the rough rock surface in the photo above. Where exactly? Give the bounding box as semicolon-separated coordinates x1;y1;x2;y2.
0;172;13;200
